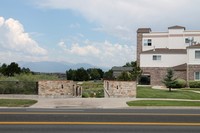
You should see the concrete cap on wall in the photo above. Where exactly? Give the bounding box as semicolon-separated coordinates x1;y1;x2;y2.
137;28;151;33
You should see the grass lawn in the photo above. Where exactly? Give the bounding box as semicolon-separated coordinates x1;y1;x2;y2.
137;86;200;100
127;100;200;106
0;99;37;107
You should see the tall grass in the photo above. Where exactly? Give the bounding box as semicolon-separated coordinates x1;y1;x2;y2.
0;73;60;94
0;73;59;82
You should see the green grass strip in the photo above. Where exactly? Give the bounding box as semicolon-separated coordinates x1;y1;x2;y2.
0;99;37;107
127;100;200;106
137;87;200;100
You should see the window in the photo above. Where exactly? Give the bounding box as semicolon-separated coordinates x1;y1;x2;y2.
185;38;190;43
153;55;161;61
195;51;200;59
143;39;152;46
195;72;200;80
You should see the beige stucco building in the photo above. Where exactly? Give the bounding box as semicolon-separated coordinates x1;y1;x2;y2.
137;26;200;86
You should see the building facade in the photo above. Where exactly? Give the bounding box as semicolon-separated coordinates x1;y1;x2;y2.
137;26;200;86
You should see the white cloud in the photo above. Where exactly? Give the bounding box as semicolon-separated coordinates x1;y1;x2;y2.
35;0;200;40
58;40;135;67
31;0;200;67
0;17;47;56
69;23;80;28
58;41;100;56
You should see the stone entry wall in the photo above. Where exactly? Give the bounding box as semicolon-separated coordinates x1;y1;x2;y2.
104;80;136;98
38;80;82;97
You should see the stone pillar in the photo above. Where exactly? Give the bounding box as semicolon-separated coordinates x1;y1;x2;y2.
79;86;82;97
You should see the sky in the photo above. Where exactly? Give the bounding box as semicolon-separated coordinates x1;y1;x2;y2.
0;0;200;68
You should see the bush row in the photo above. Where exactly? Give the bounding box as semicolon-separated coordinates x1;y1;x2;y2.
172;79;187;88
170;79;200;88
189;81;200;88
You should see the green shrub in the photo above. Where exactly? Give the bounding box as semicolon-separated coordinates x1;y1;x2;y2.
96;89;104;98
82;92;90;98
189;81;200;88
172;79;186;88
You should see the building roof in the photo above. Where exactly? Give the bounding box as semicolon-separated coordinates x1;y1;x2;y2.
168;25;186;30
137;28;151;33
141;48;187;54
112;67;133;71
186;44;200;49
172;63;187;71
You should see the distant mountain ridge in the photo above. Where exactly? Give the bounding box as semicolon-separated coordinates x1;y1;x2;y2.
18;61;109;73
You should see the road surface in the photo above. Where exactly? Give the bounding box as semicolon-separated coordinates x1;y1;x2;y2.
0;108;200;133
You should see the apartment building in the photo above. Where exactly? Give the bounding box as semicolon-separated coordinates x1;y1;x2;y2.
137;26;200;85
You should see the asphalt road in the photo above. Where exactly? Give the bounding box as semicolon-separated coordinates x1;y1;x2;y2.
0;108;200;133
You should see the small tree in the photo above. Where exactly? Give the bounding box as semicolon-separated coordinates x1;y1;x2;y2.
117;71;132;81
162;69;177;92
103;69;114;80
131;65;142;81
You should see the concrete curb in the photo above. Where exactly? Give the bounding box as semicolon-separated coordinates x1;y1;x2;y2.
1;95;200;109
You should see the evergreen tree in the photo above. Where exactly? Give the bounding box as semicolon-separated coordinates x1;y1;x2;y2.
162;69;177;92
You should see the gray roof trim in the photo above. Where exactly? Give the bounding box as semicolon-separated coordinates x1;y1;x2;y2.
137;28;151;33
168;25;185;30
141;48;187;54
187;44;200;49
112;67;133;71
172;63;187;71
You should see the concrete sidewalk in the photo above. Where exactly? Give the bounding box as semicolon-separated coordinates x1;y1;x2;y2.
31;98;200;109
1;95;200;109
0;95;136;109
31;98;136;109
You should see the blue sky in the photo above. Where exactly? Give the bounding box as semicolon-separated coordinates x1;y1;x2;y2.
0;0;200;68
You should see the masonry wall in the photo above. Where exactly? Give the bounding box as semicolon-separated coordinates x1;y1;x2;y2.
104;80;136;98
188;65;200;80
141;67;186;86
141;67;167;86
38;80;82;97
